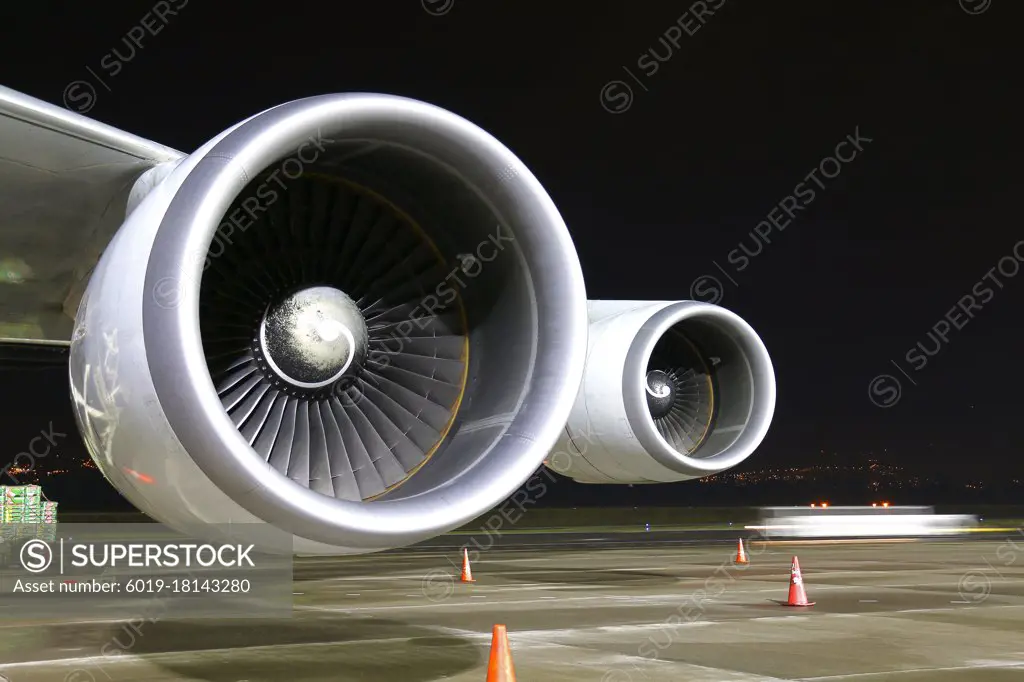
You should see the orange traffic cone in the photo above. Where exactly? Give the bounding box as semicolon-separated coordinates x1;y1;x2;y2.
460;548;476;583
781;556;815;606
486;624;516;681
734;538;749;564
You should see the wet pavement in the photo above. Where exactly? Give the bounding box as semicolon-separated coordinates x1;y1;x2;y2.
0;531;1022;681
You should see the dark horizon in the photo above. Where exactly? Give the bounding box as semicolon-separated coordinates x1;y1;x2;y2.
4;364;1019;511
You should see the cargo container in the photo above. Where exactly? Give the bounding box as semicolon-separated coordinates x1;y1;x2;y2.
0;485;58;566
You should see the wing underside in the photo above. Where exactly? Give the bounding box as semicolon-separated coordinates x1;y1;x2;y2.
0;86;183;342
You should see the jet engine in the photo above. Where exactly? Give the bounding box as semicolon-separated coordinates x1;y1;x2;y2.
549;300;775;483
69;94;588;554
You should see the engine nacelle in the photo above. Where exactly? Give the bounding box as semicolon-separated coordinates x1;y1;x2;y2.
69;94;588;554
549;300;775;483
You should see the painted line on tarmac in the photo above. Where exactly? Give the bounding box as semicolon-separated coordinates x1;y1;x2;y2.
758;603;1024;621
798;659;1024;680
484;553;714;563
407;539;741;551
307;573;440;582
604;566;681;571
291;583;871;614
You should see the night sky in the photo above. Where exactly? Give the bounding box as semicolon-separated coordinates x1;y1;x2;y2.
0;1;1020;489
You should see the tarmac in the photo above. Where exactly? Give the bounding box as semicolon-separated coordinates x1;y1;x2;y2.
0;530;1022;681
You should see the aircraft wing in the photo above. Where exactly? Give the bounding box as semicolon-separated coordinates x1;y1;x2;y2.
0;86;183;342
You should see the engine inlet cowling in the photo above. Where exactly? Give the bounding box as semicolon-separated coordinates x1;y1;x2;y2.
70;93;588;554
549;300;775;484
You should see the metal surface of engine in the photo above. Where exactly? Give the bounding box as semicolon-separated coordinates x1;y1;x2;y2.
69;94;588;554
550;300;775;484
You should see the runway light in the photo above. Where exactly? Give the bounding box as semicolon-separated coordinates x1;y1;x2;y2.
882;502;889;508
822;502;829;508
872;503;878;507
810;503;816;508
